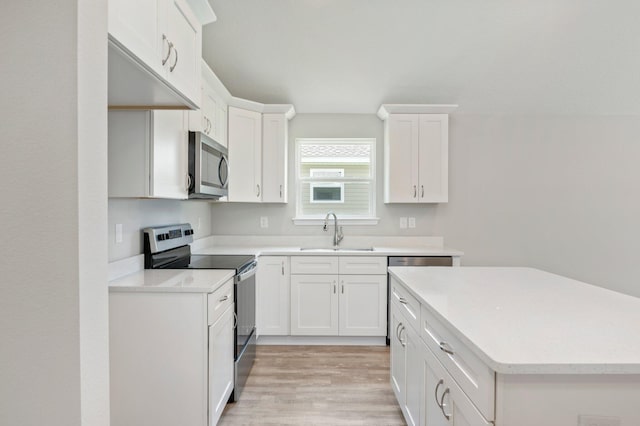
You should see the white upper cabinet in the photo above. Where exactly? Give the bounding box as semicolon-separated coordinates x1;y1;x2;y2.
108;0;202;109
262;113;288;203
379;104;457;203
188;61;229;147
227;104;295;203
227;107;263;202
108;110;189;199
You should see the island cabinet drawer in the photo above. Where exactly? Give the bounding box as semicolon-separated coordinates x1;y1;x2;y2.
207;279;234;325
338;256;387;275
390;276;420;332
291;256;339;274
420;305;495;420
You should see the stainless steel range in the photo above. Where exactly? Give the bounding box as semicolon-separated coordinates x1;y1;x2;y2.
143;223;256;402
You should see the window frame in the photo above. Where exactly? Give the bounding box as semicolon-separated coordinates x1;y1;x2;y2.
309;168;345;204
293;138;378;225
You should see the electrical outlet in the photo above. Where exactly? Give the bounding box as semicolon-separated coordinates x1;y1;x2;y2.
578;415;621;426
399;217;407;229
260;216;269;228
408;217;416;228
115;224;123;244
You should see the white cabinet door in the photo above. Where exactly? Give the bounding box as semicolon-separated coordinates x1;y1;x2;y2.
208;305;234;426
228;107;262;202
165;0;201;106
384;113;449;203
257;256;290;336
418;114;448;202
385;114;420;203
338;275;386;336
261;113;287;203
108;0;163;76
390;306;406;403
290;274;338;335
151;110;189;199
215;101;228;148
404;324;422;426
108;110;188;199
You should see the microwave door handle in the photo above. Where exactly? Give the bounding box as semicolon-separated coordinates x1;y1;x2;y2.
219;155;229;187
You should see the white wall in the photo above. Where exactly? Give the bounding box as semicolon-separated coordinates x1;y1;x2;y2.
0;2;109;425
439;114;640;297
210;113;640;298
108;199;213;261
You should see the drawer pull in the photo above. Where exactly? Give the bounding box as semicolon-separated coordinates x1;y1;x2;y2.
440;388;451;420
439;341;455;355
398;297;407;305
395;322;403;341
434;379;444;408
219;295;228;302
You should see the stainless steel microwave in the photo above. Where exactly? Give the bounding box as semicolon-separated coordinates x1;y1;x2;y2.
188;132;228;199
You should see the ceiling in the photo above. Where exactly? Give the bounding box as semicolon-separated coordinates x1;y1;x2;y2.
203;0;640;114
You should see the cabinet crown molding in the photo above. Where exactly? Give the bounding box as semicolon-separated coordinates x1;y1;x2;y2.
377;104;459;120
186;0;217;24
229;97;296;119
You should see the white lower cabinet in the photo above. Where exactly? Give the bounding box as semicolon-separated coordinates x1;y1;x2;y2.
256;256;290;335
290;256;387;337
109;278;234;426
390;279;492;426
208;305;234;426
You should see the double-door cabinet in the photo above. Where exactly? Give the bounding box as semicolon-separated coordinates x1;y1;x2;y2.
257;256;387;337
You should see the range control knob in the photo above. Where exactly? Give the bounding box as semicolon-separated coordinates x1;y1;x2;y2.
157;234;165;241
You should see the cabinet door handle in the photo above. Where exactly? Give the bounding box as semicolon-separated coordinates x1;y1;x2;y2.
219;295;228;302
333;281;336;294
439;341;455;356
341;281;344;294
421;185;424;198
413;185;417;198
439;388;451;420
170;47;178;72
186;173;192;191
434;379;444;408
395;322;402;341
256;184;261;197
398;297;407;305
161;34;173;65
281;261;285;275
279;184;283;198
399;325;406;347
233;312;238;330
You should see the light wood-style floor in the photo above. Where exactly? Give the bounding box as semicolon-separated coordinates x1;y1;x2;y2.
219;345;406;426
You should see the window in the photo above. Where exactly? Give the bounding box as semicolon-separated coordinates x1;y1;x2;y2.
295;138;377;224
310;169;344;203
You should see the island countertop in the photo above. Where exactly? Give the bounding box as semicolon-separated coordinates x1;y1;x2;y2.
388;266;640;374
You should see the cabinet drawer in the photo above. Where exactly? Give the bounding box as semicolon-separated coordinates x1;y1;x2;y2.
207;279;234;326
339;256;387;275
421;305;495;420
422;340;492;425
291;256;339;274
390;276;420;332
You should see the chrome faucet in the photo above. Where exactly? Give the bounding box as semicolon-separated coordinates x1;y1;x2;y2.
323;211;344;247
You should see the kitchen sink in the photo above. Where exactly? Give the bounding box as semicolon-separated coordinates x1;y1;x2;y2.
299;247;375;252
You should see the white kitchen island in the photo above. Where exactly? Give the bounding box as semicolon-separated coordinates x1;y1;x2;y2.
388;266;640;426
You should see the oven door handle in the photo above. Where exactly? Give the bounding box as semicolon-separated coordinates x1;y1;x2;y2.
237;261;257;282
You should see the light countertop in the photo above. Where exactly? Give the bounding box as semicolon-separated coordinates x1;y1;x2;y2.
195;245;463;257
109;269;235;293
388;266;640;374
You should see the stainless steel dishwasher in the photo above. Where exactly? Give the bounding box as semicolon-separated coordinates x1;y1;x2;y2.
387;256;453;344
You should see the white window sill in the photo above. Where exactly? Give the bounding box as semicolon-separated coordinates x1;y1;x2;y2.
292;217;380;226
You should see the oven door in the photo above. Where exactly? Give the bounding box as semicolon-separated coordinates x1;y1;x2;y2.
232;262;256;401
189;131;228;198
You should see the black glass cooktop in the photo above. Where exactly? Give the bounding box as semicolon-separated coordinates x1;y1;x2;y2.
161;254;255;272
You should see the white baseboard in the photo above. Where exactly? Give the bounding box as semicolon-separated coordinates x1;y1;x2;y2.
256;335;387;346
